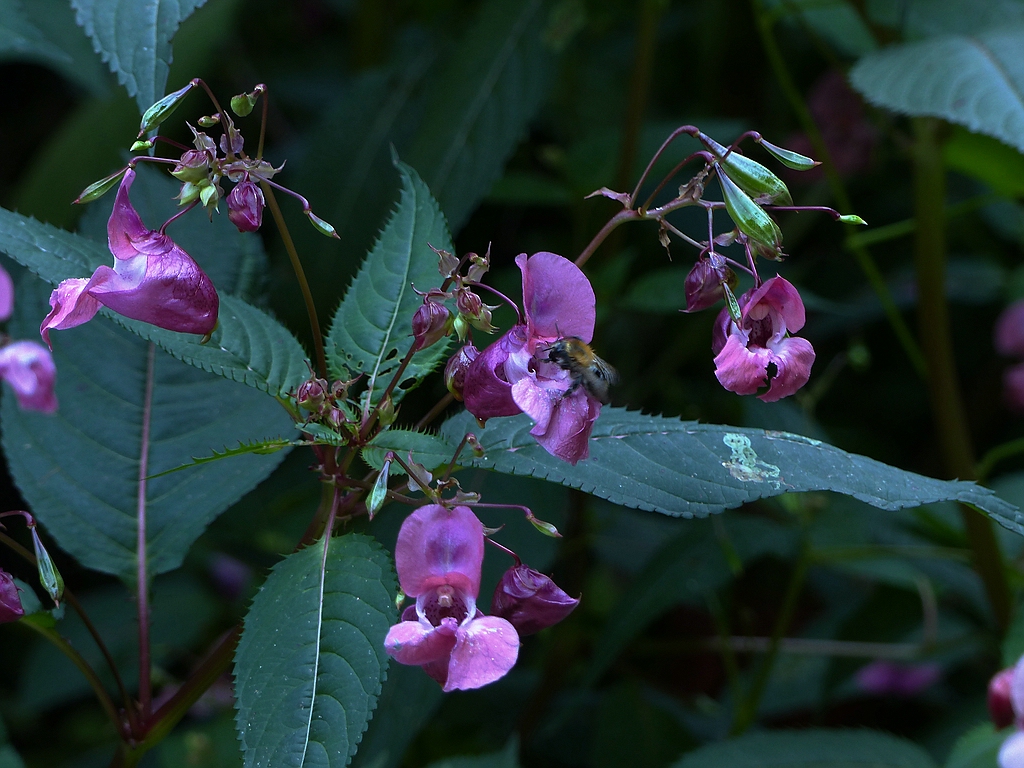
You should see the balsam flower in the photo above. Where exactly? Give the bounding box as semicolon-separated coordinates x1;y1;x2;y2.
384;504;519;692
711;275;814;402
463;252;601;465
41;168;219;347
993;656;1024;768
0;341;58;413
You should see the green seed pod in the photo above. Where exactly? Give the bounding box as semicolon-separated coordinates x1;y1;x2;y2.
838;214;868;225
307;211;339;239
73;167;128;204
31;527;63;606
756;138;820;171
230;92;258;117
722;282;743;325
699;132;792;205
138;81;195;137
368;460;390;520
718;166;783;258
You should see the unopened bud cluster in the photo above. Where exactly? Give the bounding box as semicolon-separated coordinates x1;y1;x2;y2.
410;246;500;358
296;370;360;434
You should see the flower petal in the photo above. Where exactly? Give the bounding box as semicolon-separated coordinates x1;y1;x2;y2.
395;505;484;597
463;327;527;421
518;252;595;341
0;265;13;323
714;334;773;396
742;275;806;333
996;300;1024;358
40;278;103;347
1000;731;1024;768
0;341;58;413
528;389;599;465
443;615;520;692
761;336;815;402
384;616;458;667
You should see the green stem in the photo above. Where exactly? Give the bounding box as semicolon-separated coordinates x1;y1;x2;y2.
731;542;809;735
911;116;1010;631
262;181;327;379
977;436;1024;483
750;0;926;378
20;620;124;737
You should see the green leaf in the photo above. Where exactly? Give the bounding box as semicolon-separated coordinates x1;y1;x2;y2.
407;0;556;233
2;279;295;583
0;0;71;67
424;742;520;768
363;429;457;474
943;127;1024;197
70;0;208;114
669;729;937;768
440;409;1023;532
326;161;454;403
234;534;397;768
850;27;1024;154
945;723;1005;768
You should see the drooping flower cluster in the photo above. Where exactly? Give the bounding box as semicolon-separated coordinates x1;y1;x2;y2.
384;504;577;691
41;168;219;347
711;276;815;402
0;265;57;413
995;300;1024;413
460;252;604;465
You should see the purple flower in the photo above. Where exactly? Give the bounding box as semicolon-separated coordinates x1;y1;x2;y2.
0;341;57;413
998;656;1024;768
0;265;14;323
463;252;600;465
854;660;940;697
995;301;1024;412
384;504;519;692
40;168;219;347
226;176;265;233
711;275;815;402
991;666;1016;730
0;570;23;623
491;564;578;636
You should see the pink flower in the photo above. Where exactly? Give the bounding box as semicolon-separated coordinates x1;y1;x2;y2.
384;505;519;692
711;275;815;402
996;656;1024;768
40;168;219;347
463;252;601;465
0;341;57;413
995;301;1024;412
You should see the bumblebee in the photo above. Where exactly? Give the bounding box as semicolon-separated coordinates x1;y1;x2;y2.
544;336;618;404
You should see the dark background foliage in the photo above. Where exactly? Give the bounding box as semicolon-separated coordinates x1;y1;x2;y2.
1;0;1023;765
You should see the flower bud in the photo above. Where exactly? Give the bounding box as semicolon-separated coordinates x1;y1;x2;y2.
466;247;491;283
297;377;328;411
445;345;478;401
684;256;737;313
412;301;452;350
170;149;212;183
491;565;579;636
699;132;792;205
227;178;265;233
0;570;23;623
378;395;397;427
230;91;259;117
